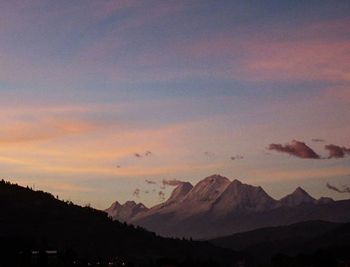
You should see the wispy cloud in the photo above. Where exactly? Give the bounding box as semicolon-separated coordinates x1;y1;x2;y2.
145;179;157;185
326;183;350;193
312;138;325;143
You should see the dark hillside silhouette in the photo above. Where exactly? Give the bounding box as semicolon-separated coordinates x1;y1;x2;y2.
211;220;350;266
0;180;243;267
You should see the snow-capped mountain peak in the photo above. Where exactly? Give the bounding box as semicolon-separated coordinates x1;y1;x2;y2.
105;200;148;222
106;174;343;239
185;174;230;202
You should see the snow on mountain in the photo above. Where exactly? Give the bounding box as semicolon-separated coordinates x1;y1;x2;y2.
211;179;278;215
279;187;316;207
130;182;193;222
185;175;230;202
179;174;231;215
105;200;148;222
106;174;343;239
165;182;193;205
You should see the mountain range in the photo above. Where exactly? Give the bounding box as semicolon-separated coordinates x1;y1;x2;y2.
105;174;350;239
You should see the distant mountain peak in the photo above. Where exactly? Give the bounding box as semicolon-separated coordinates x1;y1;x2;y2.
231;179;243;186
293;187;313;198
203;174;230;184
317;197;334;204
105;200;148;222
124;200;137;206
185;174;230;203
294;186;307;193
212;179;277;214
109;200;121;209
280;186;316;207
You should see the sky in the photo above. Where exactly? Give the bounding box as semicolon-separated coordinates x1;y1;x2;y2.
0;0;349;208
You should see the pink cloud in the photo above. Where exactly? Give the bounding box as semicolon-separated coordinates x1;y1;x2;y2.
176;18;350;83
325;144;350;159
269;140;320;159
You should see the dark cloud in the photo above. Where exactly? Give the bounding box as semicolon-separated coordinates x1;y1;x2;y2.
158;191;165;200
145;179;157;185
325;144;350;159
133;188;140;197
312;138;325;143
326;183;350;193
134;151;153;158
268;140;320;159
162;179;185;186
231;155;244;160
116;165;121;168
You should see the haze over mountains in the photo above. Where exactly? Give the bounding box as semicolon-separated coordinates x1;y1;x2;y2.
106;175;350;239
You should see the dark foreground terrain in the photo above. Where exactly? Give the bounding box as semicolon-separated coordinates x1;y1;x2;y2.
211;220;350;267
0;180;243;267
2;180;350;267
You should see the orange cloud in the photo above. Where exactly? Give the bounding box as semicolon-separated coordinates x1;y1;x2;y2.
0;118;97;144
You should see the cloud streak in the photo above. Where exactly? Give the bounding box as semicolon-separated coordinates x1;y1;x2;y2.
326;183;350;193
268;140;320;159
312;138;325;143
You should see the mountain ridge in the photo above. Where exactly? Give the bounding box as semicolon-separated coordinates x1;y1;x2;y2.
106;174;350;239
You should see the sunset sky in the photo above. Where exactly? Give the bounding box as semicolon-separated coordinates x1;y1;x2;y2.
1;0;349;208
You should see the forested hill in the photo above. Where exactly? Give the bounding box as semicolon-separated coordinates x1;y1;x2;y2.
0;180;243;267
